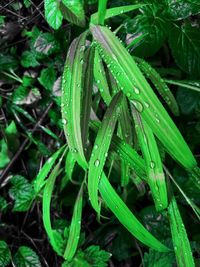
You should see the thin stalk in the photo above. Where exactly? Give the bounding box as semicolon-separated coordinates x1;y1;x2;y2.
164;79;200;92
98;0;108;25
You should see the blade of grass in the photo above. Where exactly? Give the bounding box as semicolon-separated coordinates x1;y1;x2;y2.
91;4;144;25
63;183;84;261
33;145;66;194
99;173;170;252
90;120;146;180
131;107;168;211
61;31;88;169
88;92;123;212
42;148;67;256
97;0;108;25
168;196;195;267
164;79;200;92
134;57;179;116
81;46;95;151
90;25;199;186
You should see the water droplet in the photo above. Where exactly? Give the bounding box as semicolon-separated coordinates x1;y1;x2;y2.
94;159;100;167
155;118;160;123
127;92;131;98
134;87;140;94
62;119;67;125
144;102;150;108
132;100;143;112
150;161;155;169
94;144;98;150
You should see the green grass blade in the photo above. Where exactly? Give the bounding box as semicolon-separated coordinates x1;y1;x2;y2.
61;151;76;190
81;46;95;150
88;92;123;212
61;32;88;169
97;0;108;25
90;120;146;180
168;196;195;267
91;4;144;25
90;26;198;178
33;146;66;194
42;149;67;256
134;57;179;116
94;49;112;105
63;183;83;261
132;108;168;211
164;79;200;92
99;173;170;252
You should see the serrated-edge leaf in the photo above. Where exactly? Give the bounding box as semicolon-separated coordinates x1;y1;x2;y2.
88;92;123;212
168;196;195;267
99;173;170;252
44;0;63;30
61;32;88;169
63;183;83;261
0;240;11;267
13;246;41;267
61;0;85;27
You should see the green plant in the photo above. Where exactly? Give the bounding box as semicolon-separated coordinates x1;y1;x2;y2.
0;0;200;266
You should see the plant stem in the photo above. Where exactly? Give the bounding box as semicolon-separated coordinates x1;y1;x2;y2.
98;0;108;25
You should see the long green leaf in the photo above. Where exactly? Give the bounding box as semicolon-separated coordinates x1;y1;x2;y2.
168;196;195;267
132;108;168;211
90;120;146;180
42;149;67;256
61;32;88;169
33;146;66;194
99;173;170;252
90;26;199;183
88;92;123;212
134;57;179;116
91;4;144;25
63;183;83;261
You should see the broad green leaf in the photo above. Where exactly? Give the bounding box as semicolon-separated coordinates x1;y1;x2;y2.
12;86;41;105
99;173;170;252
61;32;88;169
91;4;144;25
23;0;31;8
9;175;34;212
44;0;63;30
61;0;85;27
165;0;200;20
88;92;123;212
81;46;95;150
38;67;56;91
125;5;169;57
135;57;179;116
0;139;10;169
131;109;168;211
90;26;198;181
83;245;111;267
168;196;195;267
144;246;175;267
42;149;66;256
176;88;200;115
13;246;41;267
0;54;18;71
64;184;83;260
21;51;39;68
0;240;11;267
33;146;65;194
90;120;146;180
169;22;200;77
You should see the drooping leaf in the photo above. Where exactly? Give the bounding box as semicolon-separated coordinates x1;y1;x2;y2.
61;31;88;169
169;22;200;77
88;92;123;212
63;183;83;261
44;0;63;30
99;173;170;252
0;240;11;267
13;246;41;267
91;25;198;184
168;196;195;267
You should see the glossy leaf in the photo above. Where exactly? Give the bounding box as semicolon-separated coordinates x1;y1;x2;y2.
61;0;85;27
0;241;11;267
44;0;63;30
13;246;41;267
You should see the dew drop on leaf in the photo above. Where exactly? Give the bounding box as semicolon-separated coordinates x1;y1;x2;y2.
94;159;100;167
